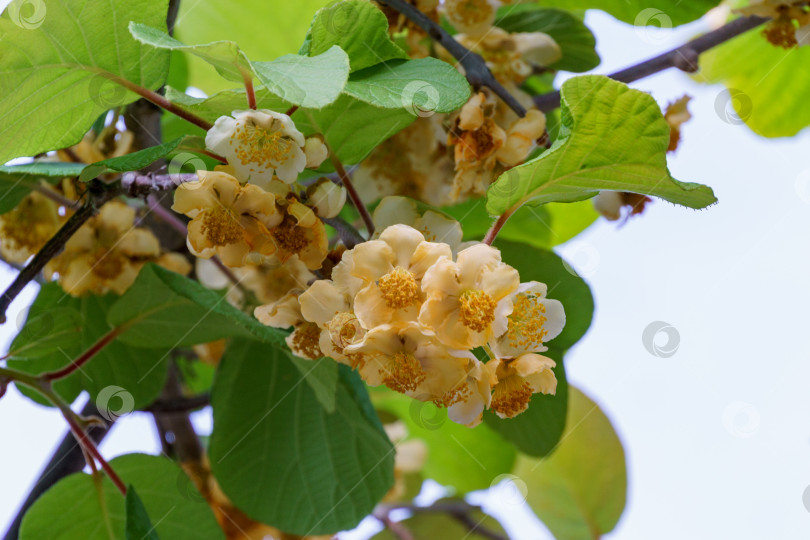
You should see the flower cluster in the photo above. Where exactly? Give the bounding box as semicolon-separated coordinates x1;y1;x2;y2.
255;224;565;427
171;110;344;270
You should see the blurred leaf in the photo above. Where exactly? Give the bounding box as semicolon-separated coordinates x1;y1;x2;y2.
0;164;84;214
536;0;720;25
8;284;169;410
486;76;717;215
371;500;507;539
79;137;203;182
700;27;810;138
0;0;169;163
20;454;222;540
514;387;627;540
483;348;568;458
305;0;407;72
345;58;470;113
495;6;600;72
209;340;394;534
125;487;159;540
174;0;331;93
108;264;287;349
374;388;516;494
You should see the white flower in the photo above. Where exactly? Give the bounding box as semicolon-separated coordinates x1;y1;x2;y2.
206;109;307;186
372;196;463;252
489;281;565;359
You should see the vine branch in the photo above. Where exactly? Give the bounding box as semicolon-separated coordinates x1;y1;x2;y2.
533;15;770;112
377;0;527;118
329;153;375;236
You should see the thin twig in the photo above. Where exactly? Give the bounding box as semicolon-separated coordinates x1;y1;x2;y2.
321;216;366;248
42;326;124;381
373;509;414;540
0;184;117;323
142;392;210;413
122;171;198;197
329;154;375;236
533;15;770;112
482;205;516;246
378;0;527;117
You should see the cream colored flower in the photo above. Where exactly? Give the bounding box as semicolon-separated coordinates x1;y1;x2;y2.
254;290;323;360
420;243;519;349
445;357;495;427
488;353;557;419
490;281;565;359
496;109;546;167
205;109;307;186
0;192;62;263
664;95;692;152
45;201;161;296
306;178;346;219
304;136;329;169
172;170;281;267
443;0;499;37
349;225;452;329
372;196;463;251
592;191;652;222
269;182;329;269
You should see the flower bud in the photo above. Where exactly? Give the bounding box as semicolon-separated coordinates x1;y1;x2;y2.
304;136;329;169
307;178;347;218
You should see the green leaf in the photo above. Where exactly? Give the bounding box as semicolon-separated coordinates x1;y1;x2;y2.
495;6;600;72
209;339;394;534
443;198;598;249
514;387;627;540
108;264;287;349
370;499;507;539
344;58;471;113
125;487;159;540
289;355;339;413
374;389;517;494
306;0;408;72
20;454;223;540
486;76;717;215
535;0;720;25
8;284;169;410
0;163;85;214
252;46;350;109
495;240;594;350
174;0;331;93
79;137;203;183
129;22;252;83
700;27;810;138
483;348;568;457
0;0;170;163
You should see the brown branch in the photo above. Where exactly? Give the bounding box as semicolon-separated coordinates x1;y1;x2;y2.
330;154;375;236
42;326;124;381
122;171;198;197
142;392;210;413
377;0;527;117
533;15;770;112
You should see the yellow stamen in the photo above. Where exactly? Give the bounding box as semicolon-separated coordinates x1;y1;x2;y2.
231;120;295;169
382;352;425;394
91;248;126;280
272;214;309;254
506;293;548;350
377;267;420;309
291;322;322;360
459;289;496;332
202;207;243;246
491;375;533;418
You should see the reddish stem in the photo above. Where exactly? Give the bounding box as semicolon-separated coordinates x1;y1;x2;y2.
483;206;517;246
64;413;127;495
330;154;374;237
285;105;299;117
243;73;257;110
42;326;122;381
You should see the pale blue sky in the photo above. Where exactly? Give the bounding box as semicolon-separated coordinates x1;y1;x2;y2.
2;8;810;540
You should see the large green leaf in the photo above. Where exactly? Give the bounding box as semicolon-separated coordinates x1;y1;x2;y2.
174;0;330;92
514;387;627;540
486;76;717;215
8;284;169;410
538;0;720;25
125;487;159;540
305;0;407;72
700;27;810;138
483;348;568;458
0;0;170;163
209;340;394;534
107;264;286;349
19;454;223;540
495;6;600;72
374;389;517;494
345;58;470;113
0;162;85;214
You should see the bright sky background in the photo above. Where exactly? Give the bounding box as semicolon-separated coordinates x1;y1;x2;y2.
2;8;810;540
